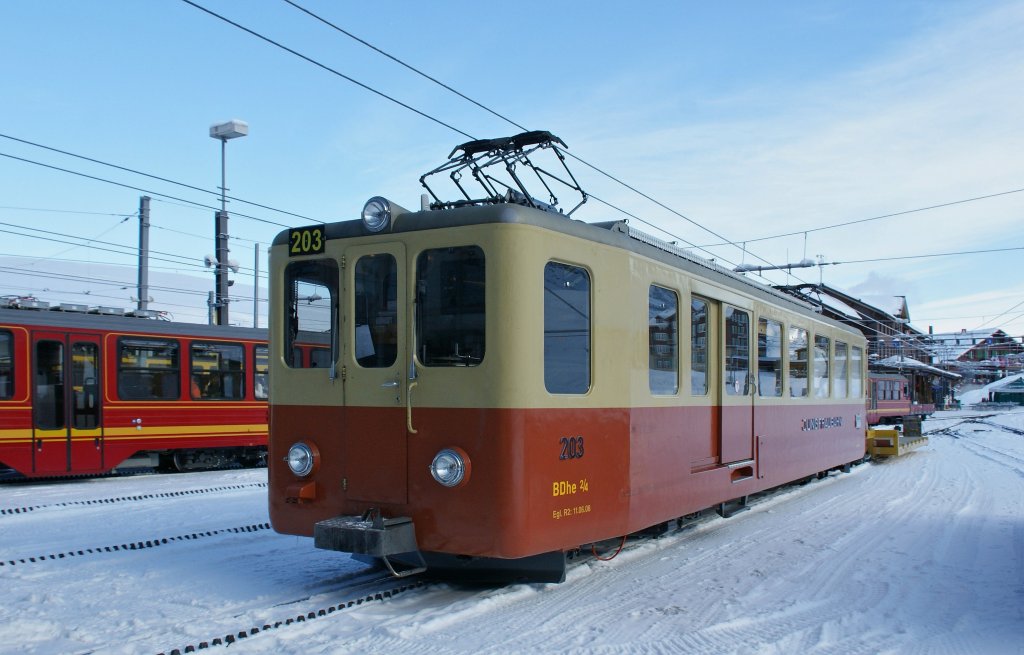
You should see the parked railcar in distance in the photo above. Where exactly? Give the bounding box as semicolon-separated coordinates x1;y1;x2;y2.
267;132;870;582
0;302;271;478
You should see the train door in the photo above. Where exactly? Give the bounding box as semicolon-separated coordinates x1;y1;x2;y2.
31;331;103;474
721;305;754;463
341;244;408;505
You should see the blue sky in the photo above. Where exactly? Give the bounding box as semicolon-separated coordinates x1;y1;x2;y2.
1;0;1021;335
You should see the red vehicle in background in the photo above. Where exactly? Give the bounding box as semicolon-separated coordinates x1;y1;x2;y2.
0;301;272;478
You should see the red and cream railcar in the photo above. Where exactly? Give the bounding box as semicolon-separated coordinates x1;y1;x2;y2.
0;305;270;478
267;198;868;581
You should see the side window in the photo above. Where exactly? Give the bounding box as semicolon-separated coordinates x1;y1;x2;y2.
813;335;830;398
724;307;750;396
417;246;485;366
691;297;709;395
354;254;397;368
835;341;848;398
118;338;180;401
788;327;808;398
284;259;339;369
254;345;268;400
0;330;13;400
758;318;783;397
850;346;863;397
191;342;244;401
544;261;590;394
311;348;332;368
649;285;678;395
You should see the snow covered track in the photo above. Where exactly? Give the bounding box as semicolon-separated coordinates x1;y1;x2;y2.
0;410;1021;654
0;481;268;516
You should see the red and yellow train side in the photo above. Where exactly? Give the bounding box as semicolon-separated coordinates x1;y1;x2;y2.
0;306;269;478
267;198;868;581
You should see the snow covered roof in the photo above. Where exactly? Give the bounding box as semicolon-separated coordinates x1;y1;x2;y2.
873;355;962;379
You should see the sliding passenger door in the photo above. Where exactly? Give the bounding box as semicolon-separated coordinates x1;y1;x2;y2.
721;306;754;463
30;331;103;474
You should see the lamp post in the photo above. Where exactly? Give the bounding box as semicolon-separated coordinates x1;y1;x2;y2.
209;119;248;326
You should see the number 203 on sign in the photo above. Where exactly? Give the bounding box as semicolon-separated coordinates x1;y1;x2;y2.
288;225;326;256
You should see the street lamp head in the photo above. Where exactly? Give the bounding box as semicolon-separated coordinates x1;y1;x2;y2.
209;119;249;140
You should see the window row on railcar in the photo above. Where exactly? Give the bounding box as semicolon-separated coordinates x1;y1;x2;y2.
116;337;269;401
644;286;863;401
279;249;862;403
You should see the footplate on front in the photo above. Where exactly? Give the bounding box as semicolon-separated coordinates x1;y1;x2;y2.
314;512;426;577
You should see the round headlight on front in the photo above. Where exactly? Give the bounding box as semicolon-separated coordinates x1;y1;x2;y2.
430;448;469;487
285;442;315;477
361;196;391;233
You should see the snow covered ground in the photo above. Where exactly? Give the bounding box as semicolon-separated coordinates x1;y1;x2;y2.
1;408;1022;655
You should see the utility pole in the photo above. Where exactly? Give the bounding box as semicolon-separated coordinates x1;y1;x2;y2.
253;242;260;329
137;195;150;312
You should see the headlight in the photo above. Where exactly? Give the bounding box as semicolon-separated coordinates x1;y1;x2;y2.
361;196;391;233
285;442;315;477
429;448;469;487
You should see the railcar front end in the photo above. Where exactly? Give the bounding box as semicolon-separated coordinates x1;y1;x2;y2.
267;196;868;582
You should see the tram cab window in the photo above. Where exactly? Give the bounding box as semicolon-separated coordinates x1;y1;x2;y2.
416;246;485;367
0;330;13;399
834;341;849;398
355;254;398;368
544;261;590;393
254;345;268;400
284;259;339;369
788;327;808;398
758;318;783;397
648;285;678;395
691;298;709;395
190;342;244;401
850;346;864;397
118;338;180;401
813;335;831;398
724;307;750;396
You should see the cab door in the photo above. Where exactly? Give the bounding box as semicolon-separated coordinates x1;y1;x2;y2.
31;331;103;474
341;244;409;505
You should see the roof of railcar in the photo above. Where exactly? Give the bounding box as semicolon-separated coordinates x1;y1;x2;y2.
274;203;861;337
0;307;267;341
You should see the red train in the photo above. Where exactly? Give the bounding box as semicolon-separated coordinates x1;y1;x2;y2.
0;300;271;478
866;371;934;426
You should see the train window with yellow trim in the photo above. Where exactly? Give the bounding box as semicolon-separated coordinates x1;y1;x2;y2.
691;297;709;395
190;342;244;401
118;338;180;401
834;341;849;398
648;285;678;395
788;327;808;398
0;330;13;400
544;261;590;394
813;335;831;398
416;246;485;367
850;346;864;397
725;306;750;396
757;318;783;397
355;253;398;368
284;259;338;369
254;345;268;400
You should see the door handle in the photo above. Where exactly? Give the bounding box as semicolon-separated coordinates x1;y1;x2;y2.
380;381;399;388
